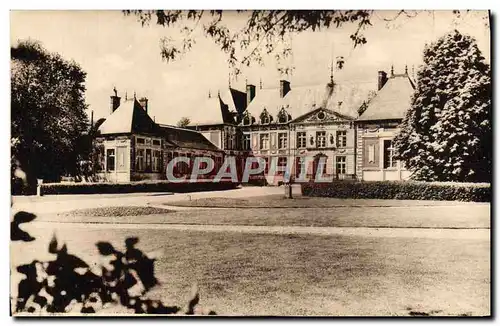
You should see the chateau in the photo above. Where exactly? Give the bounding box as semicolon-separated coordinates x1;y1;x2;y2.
94;67;415;184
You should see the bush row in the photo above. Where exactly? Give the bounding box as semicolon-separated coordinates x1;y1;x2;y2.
301;181;491;202
40;180;239;195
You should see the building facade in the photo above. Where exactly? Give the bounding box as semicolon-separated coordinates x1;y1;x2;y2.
93;67;415;184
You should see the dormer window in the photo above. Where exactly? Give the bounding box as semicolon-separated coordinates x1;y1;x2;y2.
242;111;253;126
260;108;271;124
277;107;290;124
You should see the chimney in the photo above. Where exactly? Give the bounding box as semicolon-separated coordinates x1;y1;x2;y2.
377;71;388;91
246;84;256;106
138;97;148;113
110;87;121;113
280;80;290;98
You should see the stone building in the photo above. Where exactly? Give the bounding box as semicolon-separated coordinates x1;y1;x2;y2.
93;66;415;184
94;89;224;183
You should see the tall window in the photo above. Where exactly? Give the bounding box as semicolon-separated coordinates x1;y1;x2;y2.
296;132;306;148
336;156;346;175
146;149;152;172
316;131;326;148
336;130;347;148
242;134;251;150
260;133;270;150
295;157;305;177
278;133;288;149
136;149;144;171
152;150;161;172
228;133;235;150
106;149;115;172
383;140;396;168
277;156;287;175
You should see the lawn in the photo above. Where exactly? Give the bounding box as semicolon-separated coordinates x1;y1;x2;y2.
50;204;490;229
12;225;490;316
166;195;485;208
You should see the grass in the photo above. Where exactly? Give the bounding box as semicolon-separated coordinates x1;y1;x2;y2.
167;195;487;208
13;225;490;316
51;205;490;229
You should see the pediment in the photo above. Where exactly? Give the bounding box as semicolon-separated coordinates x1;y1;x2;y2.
290;108;353;124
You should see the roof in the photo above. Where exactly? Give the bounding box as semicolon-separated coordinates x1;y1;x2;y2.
245;81;374;121
98;98;156;135
358;74;415;121
157;124;222;152
188;87;246;126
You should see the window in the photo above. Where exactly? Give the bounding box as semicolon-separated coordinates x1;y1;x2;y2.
136;137;145;145
278;133;288;149
153;139;161;146
295;157;304;177
228;133;235;150
316;131;326;148
297;132;306;148
152;150;161;172
336;130;347;148
136;149;144;171
383;140;396;168
277;157;287;175
263;157;270;173
243;115;251;125
278;108;289;123
242;134;251;150
106;149;115;172
260;133;270;150
336;156;346;175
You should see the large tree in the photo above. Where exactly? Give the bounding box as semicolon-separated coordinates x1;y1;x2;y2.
11;40;90;192
393;30;491;182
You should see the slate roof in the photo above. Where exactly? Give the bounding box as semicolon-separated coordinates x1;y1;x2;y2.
188;87;246;126
157;124;222;152
98;98;156;135
245;81;374;121
98;96;221;152
358;74;415;121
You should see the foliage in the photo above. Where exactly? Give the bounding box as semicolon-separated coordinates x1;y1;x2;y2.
40;180;239;195
393;30;491;182
176;117;191;127
12;229;215;315
300;181;490;202
11;40;90;190
123;10;485;76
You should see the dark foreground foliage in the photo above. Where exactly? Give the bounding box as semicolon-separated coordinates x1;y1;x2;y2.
301;181;490;202
11;211;215;315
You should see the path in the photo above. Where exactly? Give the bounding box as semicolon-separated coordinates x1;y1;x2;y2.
30;220;489;240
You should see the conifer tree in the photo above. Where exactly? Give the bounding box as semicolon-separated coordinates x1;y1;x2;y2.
394;30;491;182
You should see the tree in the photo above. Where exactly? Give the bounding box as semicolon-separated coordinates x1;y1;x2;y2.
393;30;491;182
124;10;485;76
11;40;90;192
177;117;191;127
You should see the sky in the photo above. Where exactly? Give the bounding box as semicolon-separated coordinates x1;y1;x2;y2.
10;10;490;125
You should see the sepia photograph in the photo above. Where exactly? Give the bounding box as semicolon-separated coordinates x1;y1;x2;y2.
9;9;491;317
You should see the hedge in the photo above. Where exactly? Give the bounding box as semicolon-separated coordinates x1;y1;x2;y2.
40;180;239;195
300;181;491;202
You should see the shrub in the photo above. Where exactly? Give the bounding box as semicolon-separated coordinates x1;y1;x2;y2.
40;180;239;195
300;181;490;202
